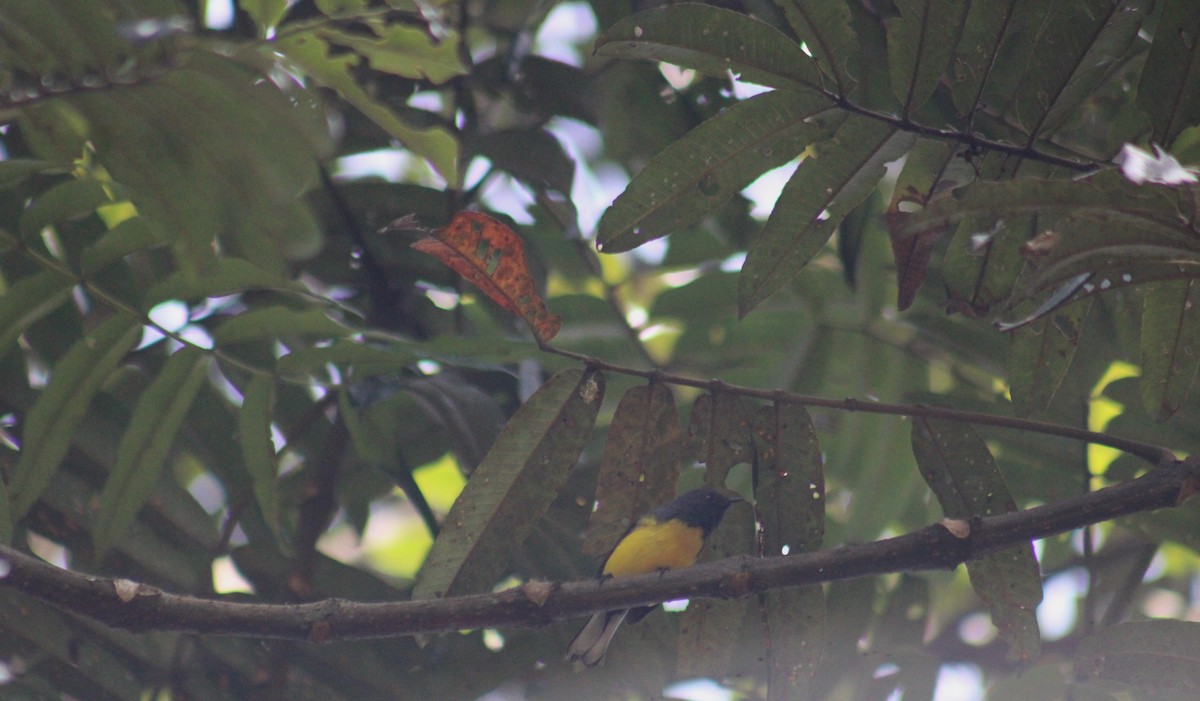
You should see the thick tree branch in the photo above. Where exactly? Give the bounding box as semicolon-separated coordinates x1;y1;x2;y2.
2;459;1195;643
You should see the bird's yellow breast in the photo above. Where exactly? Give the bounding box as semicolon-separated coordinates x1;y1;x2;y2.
602;517;705;577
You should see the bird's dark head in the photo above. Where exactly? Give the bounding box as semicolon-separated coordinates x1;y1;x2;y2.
656;488;742;536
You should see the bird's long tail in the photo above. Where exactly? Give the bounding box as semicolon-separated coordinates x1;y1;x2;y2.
566;610;629;666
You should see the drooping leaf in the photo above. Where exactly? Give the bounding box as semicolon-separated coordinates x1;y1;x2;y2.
240;374;281;533
949;0;1021;117
738;118;916;316
596;89;841;254
773;0;859;94
594;4;825;93
1140;279;1200;421
751;402;826;698
886;138;961;309
911;417;1042;662
276;31;459;184
751;402;824;556
1137;0;1200;145
1008;298;1092;417
408;211;562;343
93;347;210;556
887;0;967;116
676;500;755;680
9;313;142;520
686;392;754;487
411;368;604;598
582;383;683;556
1075;620;1200;694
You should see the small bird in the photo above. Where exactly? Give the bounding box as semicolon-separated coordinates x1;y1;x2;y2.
566;488;742;666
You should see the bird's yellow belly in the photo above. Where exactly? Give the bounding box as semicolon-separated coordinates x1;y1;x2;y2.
602;518;705;577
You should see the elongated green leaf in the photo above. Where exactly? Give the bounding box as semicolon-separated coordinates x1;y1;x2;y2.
145;258;309;307
596;90;840;253
242;0;289;31
1075;620;1200;694
738;119;915;315
18;177;114;239
1138;0;1200;145
10;313;142;519
1033;0;1149;136
774;0;858;94
886;138;961;309
1140;279;1200;421
277;32;459;184
0;270;76;357
594;4;825;93
676;501;755;680
277;340;421;378
888;0;967;116
911;417;1042;662
904;172;1195;243
582;383;683;556
686;392;753;486
81;215;166;275
213;307;350;346
411;368;605;598
751;402;826;699
949;0;1020;116
316;21;466;84
93;348;209;556
0;159;62;188
752;402;824;556
239;374;281;532
1009;298;1092;416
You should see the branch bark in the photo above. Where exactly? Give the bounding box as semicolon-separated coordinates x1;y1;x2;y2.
2;459;1195;644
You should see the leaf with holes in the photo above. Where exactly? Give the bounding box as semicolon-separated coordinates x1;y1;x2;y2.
410;211;562;343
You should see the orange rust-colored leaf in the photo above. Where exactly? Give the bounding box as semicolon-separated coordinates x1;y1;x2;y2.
412;211;562;342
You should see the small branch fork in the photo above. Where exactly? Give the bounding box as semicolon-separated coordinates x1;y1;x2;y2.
3;457;1195;643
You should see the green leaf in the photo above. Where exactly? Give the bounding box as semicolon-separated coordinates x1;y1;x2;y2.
277;32;460;184
145;258;309;307
0;159;63;188
1138;0;1200;145
763;584;825;700
888;0;968;116
277;340;421;378
212;307;350;346
594;4;825;93
751;402;824;556
910;417;1042;662
316;21;466;84
81;215;167;275
773;0;859;94
886;138;961;310
93;348;210;556
0;477;11;544
18;178;114;239
738;118;915;315
582;383;683;556
596;90;840;253
9;313;142;520
1009;298;1092;417
411;368;605;598
0;270;76;358
1140;279;1200;421
676;501;755;680
949;0;1020;117
1075;620;1200;694
685;392;753;487
239;374;281;533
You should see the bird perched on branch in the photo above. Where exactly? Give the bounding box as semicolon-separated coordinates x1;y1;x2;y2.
566;488;742;666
